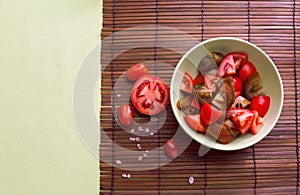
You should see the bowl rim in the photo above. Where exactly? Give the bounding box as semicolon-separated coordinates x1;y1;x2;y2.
170;37;284;151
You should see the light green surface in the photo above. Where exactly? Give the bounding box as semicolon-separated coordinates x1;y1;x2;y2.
0;0;101;194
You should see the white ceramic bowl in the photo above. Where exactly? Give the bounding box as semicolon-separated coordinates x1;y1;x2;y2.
170;37;283;151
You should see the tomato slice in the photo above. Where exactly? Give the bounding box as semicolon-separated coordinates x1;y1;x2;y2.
131;75;170;115
238;61;257;82
200;103;223;126
193;73;204;85
126;63;148;81
180;72;194;94
229;109;254;134
250;95;270;117
185;114;205;132
233;76;243;98
204;74;220;93
218;52;248;77
250;110;264;135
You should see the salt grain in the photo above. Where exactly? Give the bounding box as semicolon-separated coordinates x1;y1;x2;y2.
150;132;154;136
116;94;122;98
122;174;127;178
137;143;142;150
129;137;136;141
138;156;143;161
115;160;122;165
145;150;149;153
188;176;194;185
151;117;158;122
135;137;140;142
138;126;143;132
143;153;148;158
127;174;131;179
145;128;150;133
130;129;135;133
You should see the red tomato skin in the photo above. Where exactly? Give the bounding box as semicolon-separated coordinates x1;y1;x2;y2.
185;114;205;132
250;110;264;135
164;139;179;159
126;63;148;81
131;75;169;115
180;72;194;94
233;76;243;98
119;105;134;127
200;103;223;126
229;109;254;134
250;95;270;117
218;52;248;77
194;73;204;85
238;61;257;82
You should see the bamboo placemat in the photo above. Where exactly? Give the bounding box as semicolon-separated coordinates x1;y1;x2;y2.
100;0;300;194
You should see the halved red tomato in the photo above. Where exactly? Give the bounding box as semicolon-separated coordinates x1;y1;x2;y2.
250;110;264;135
131;75;169;115
185;114;205;132
238;61;257;82
250;95;270;117
126;63;148;81
204;74;220;93
229;109;254;134
193;73;204;85
218;52;248;77
233;76;243;98
200;103;223;126
180;72;194;94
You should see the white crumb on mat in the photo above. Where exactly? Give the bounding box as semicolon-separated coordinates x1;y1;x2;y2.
121;173;131;179
188;176;194;185
116;94;121;98
138;156;143;161
115;160;122;165
151;117;158;122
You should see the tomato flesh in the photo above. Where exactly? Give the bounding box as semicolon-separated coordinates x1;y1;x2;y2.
180;72;194;94
131;75;169;115
250;95;270;117
193;73;204;85
229;109;254;134
233;76;243;98
238;61;257;82
126;63;148;81
119;105;134;127
200;103;223;126
185;114;205;132
250;110;264;135
218;52;248;77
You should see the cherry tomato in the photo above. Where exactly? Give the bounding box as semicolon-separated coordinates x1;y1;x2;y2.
250;95;270;117
193;73;204;85
185;114;205;132
126;63;148;81
204;74;220;93
119;105;134;127
233;76;243;98
250;110;264;135
218;52;248;77
238;61;257;82
200;103;223;126
164;139;179;159
229;109;254;134
180;72;194;94
131;75;169;115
